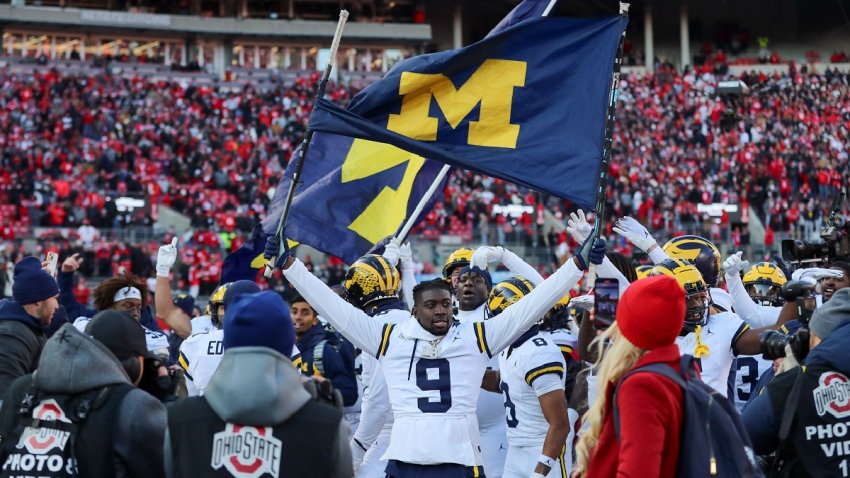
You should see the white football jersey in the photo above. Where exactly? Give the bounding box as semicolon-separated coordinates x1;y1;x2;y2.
498;332;566;448
190;315;215;335
675;311;748;398
541;328;578;359
457;304;506;429
73;316;169;356
179;328;225;396
733;354;773;411
282;258;584;466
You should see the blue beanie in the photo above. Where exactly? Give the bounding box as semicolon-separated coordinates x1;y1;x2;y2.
223;291;294;358
13;256;60;305
222;280;261;308
457;265;493;290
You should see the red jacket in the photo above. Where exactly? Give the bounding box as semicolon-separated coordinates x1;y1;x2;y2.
585;344;685;478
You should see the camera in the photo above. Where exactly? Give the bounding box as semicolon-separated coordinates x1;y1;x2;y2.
782;191;850;267
759;328;810;361
780;280;817;325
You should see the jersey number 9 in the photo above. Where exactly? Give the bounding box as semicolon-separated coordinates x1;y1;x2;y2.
416;358;452;413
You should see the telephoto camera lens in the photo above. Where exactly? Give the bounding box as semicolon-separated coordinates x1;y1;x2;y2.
759;330;790;360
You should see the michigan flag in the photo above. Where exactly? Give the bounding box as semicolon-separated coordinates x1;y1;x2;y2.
308;14;627;210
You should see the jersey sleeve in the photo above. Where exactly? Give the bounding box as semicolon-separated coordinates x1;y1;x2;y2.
727;314;750;357
353;358;391;447
484;259;584;355
523;341;567;396
178;341;200;397
725;271;781;328
283;259;386;357
648;246;670;265
400;265;416;311
501;249;545;286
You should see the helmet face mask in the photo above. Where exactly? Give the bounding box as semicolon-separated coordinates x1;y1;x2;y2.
206;282;231;328
343;255;400;310
745;283;783;306
684;290;710;334
742;262;787;307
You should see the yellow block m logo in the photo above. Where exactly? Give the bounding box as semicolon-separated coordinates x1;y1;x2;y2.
386;59;527;149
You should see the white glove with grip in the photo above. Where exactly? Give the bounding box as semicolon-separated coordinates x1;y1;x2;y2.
791;267;844;285
570;294;595;311
399;242;413;271
471;246;505;270
383;240;401;267
723;251;750;277
567;210;593;243
156;237;179;277
612;216;658;252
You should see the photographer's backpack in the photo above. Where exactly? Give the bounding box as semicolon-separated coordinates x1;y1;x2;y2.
0;376;134;478
614;354;765;478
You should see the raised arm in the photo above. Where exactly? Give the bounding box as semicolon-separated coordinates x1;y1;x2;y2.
613;216;669;264
282;257;386;356
384;241;416;310
154;238;191;339
485;238;604;354
471;246;545;285
723;252;780;328
57;254;95;320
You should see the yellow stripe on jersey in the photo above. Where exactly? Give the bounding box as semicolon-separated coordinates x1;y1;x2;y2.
525;362;566;385
559;444;568;478
731;323;751;354
378;323;395;358
178;352;190;371
473;321;492;357
558;345;574;355
472;465;480;477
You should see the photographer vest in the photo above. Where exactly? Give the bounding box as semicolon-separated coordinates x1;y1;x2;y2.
167;396;342;478
768;365;850;478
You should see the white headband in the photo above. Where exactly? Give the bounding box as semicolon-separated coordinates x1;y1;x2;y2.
113;287;142;303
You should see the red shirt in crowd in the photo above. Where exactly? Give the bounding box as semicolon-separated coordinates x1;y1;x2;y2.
585;344;685;478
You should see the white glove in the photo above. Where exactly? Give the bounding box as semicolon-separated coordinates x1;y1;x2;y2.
567;210;593;243
612;216;658;252
530;473;546;478
791;267;844;284
571;294;595;311
471;246;505;270
155;237;178;277
350;438;367;473
723;251;750;277
383;240;401;268
399;242;413;271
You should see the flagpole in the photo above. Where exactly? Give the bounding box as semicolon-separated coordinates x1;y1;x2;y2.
392;0;560;246
586;2;629;289
265;10;349;277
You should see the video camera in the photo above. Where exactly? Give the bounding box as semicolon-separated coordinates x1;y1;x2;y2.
758;280;815;361
782;191;850;268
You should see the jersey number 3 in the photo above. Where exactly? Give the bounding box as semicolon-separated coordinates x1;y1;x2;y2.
416;358;452;413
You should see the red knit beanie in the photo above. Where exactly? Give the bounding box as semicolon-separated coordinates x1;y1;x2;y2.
616;275;686;350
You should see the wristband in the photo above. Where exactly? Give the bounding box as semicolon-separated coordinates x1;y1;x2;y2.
538;454;555;469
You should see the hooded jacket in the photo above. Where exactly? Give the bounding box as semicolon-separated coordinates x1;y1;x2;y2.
0;323;166;477
0;298;47;401
164;347;352;478
296;323;358;406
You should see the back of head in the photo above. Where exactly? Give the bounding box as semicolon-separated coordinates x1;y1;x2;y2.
12;256;59;305
487;276;534;318
343;254;400;309
662;235;722;287
809;288;850;340
605;251;638;283
617;275;686;350
223;291;295;358
86;310;149;383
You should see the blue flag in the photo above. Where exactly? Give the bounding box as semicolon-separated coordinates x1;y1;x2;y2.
308;15;627;210
221;224;268;283
249;0;562;268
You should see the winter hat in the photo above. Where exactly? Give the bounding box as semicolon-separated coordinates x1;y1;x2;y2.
222;280;261;308
13;256;60;305
85;310;149;361
172;293;195;317
810;288;850;339
457;265;493;290
617;275;686;350
223;291;294;358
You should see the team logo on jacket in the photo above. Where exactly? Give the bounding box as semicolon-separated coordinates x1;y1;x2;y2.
211;424;282;477
813;372;850;418
17;399;73;454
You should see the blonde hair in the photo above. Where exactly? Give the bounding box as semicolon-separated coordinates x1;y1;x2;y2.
574;323;646;476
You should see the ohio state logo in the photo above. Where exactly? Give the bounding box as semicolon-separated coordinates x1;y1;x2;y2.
211;424;282;477
813;372;850;418
16;399;73;454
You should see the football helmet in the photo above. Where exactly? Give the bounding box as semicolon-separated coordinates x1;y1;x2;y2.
635;265;654;280
487;275;535;318
206;282;231;327
343;254;400;309
651;258;710;334
541;295;572;331
662;235;722;287
443;247;475;278
742;262;787;307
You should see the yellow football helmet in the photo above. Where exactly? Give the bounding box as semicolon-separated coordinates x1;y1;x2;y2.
635;265;654;279
743;262;787;306
662;235;722;287
443;247;475;278
206;282;231;327
343;254;400;309
541;295;572;331
651;258;709;333
487;276;535;318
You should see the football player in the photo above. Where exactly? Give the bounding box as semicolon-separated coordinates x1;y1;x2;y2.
483;277;571;478
269;234;604;477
